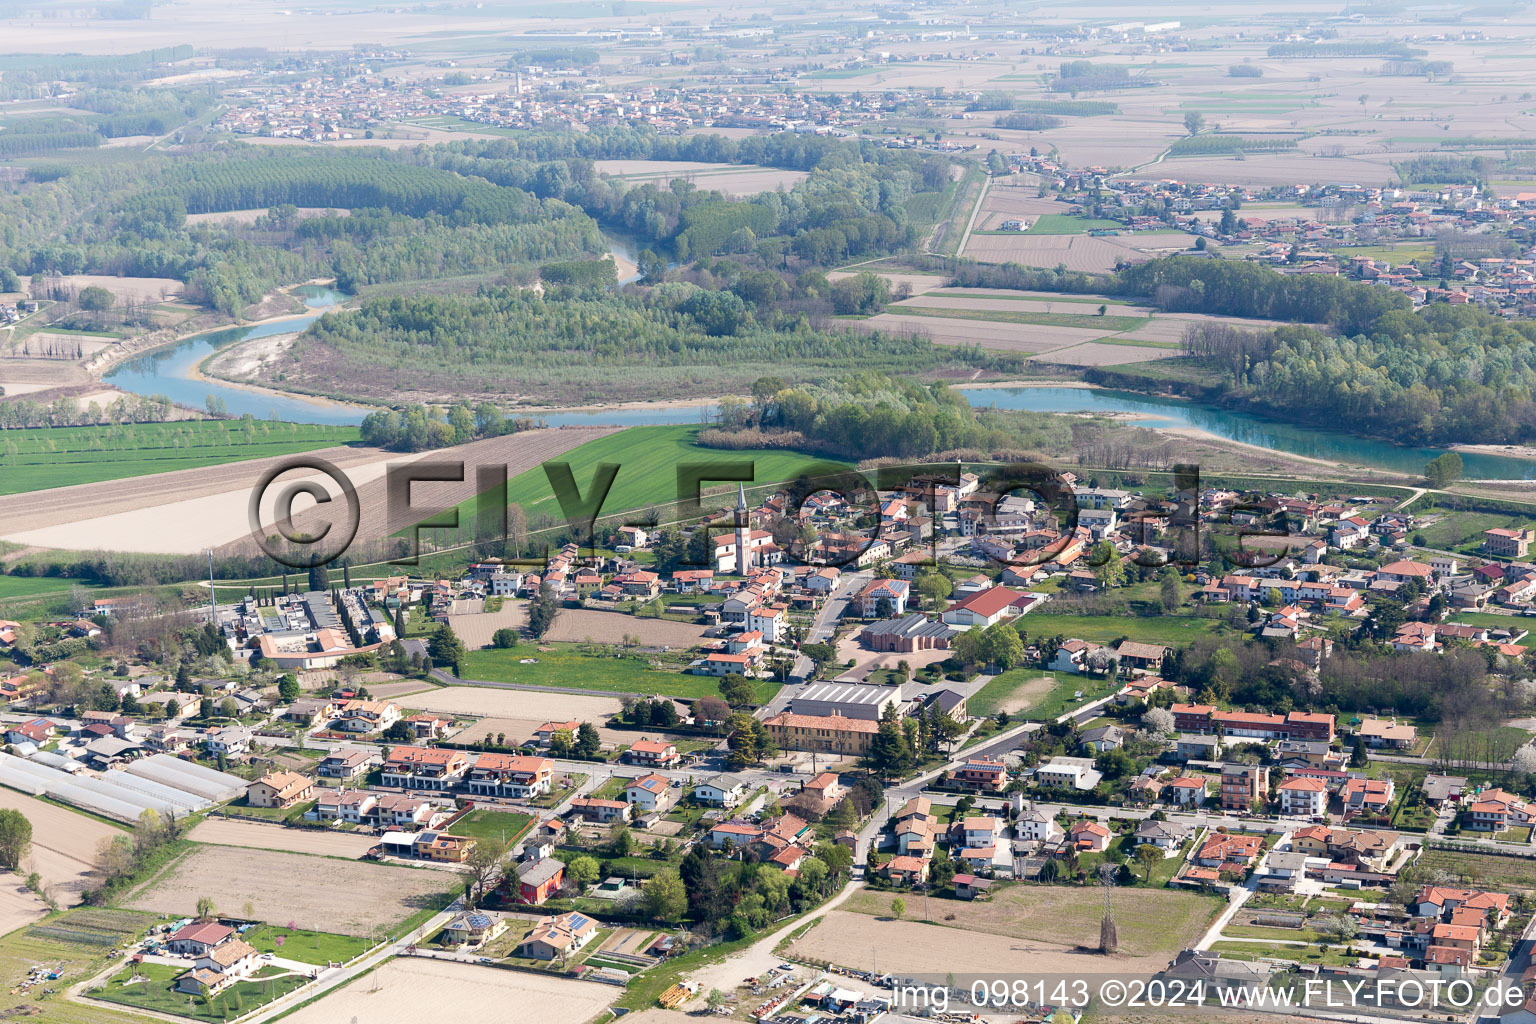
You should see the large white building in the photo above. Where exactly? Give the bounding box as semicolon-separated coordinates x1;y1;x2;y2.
790;682;901;721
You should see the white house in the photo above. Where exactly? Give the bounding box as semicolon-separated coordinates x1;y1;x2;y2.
695;773;750;807
1277;776;1328;817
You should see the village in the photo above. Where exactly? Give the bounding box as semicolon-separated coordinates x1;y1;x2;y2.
4;461;1536;1023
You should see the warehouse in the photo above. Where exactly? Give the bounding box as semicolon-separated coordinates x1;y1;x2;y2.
790;682;901;721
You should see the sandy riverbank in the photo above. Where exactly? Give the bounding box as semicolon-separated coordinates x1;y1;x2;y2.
956;378;1096;391
1160;425;1380;474
195;332;380;414
1453;442;1536;463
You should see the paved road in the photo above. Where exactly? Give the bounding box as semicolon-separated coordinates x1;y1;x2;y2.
784;569;871;691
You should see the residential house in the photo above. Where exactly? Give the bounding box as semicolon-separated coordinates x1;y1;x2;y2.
520;912;598;960
380;746;469;789
625;773;675;814
440;911;508;950
856;578;910;618
203;726;252;757
246;771;314;809
695;773;750;807
626;738;680;767
762;712;879;755
1220;764;1269;812
954;757;1008;791
465;753;552;798
1134;818;1190;854
1068;820;1111;852
568;798;631;823
317;748;373;780
1035;757;1102;791
516;857;567;905
1278;776;1328;818
1464;788;1536;831
335;699;402;734
166;922;234;956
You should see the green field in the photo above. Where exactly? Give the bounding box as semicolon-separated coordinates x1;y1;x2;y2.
1026;215;1126;235
1028;612;1224;645
0;574;97;598
0;420;359;495
1444;612;1534;644
892;305;1149;332
458;644;780;701
1415;510;1531;552
242;925;370;966
450;424;849;529
448;808;535;845
969;668;1121;721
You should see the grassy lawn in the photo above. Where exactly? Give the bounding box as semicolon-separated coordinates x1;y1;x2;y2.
891;305;1149;332
589;776;629;800
0;421;358;496
448;808;535;845
1415;510;1533;552
1211;941;1353;967
91;961;307;1021
1028;612;1225;645
243;925;370;966
1026;214;1126;234
1500;825;1534;845
1223;923;1323;942
459;645;779;702
968;669;1113;720
844;886;1220;958
1444;612;1533;644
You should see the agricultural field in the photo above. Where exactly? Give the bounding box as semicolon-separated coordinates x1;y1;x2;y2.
0;575;97;599
0;425;611;556
0;788;124;904
789;904;1196;978
0;907;155;1022
451;603;709;650
278;956;615;1024
1416;849;1536;890
843;886;1219;957
590;159;808;196
857;312;1109;353
124;846;454;936
0;420;360;496
185;817;379;859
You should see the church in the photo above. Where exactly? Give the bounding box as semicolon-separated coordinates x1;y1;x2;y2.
711;484;783;574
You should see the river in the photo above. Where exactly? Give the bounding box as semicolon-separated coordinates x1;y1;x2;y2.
960;385;1536;481
98;279;1536;480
